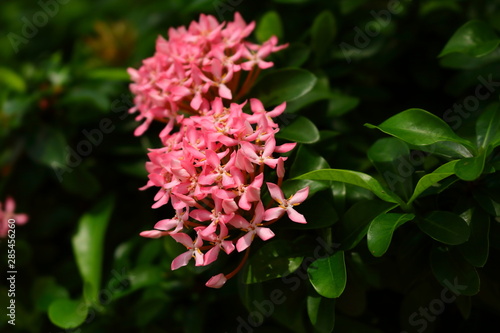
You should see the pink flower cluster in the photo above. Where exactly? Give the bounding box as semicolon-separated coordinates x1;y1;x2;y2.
128;12;286;141
129;13;309;288
0;197;28;238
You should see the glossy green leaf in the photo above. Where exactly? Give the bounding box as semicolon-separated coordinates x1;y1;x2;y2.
278;43;311;67
454;153;486;181
338;200;398;250
408;160;458;204
307;293;336;333
458;209;490;267
430;246;480;296
251;68;317;106
290;145;329;177
72;195;115;303
256;11;283;43
418;211;470;245
308;251;346;298
439;20;500;58
276;115;320;143
367;138;412;200
48;298;88;329
367;213;415;257
244;240;303;284
411;141;472;159
476;103;500;149
285;75;333;113
365;108;473;148
295;169;403;205
311;10;336;63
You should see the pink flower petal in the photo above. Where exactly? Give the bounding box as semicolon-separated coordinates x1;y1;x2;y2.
236;231;254;252
256;227;275;241
286;207;307;224
263;207;285;221
171;251;193;270
266;182;285;204
289;186;309;205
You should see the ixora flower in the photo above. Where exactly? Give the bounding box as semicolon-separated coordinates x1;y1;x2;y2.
127;12;286;138
0;197;29;238
130;13;309;288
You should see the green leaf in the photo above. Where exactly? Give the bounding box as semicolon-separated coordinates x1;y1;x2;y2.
408;160;458;204
476;102;500;149
367;213;415;257
430;246;480;296
311;10;336;63
276;115;320;143
418;211;470;245
48;299;88;329
474;191;500;217
458;209;490;267
365;108;473;148
308;251;346;298
285;75;334;113
278;43;311;67
327;91;360;117
251;68;317;106
367;138;412;201
32;277;70;312
338;200;398;250
290;145;329;177
454;154;487;181
243;240;303;284
256;11;283;43
295;169;403;205
307;293;336;333
0;67;26;92
439;20;500;58
72;195;115;303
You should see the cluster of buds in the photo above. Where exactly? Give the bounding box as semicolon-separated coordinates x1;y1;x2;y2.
129;13;309;288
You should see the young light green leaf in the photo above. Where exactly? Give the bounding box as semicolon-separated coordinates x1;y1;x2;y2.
72;195;115;303
256;11;283;43
307;293;336;333
439;20;500;58
250;68;317;106
48;299;88;329
276;115;320;143
367;213;415;257
407;160;458;204
365;108;473;148
308;251;346;298
295;169;403;205
430;246;480;296
418;211;470;245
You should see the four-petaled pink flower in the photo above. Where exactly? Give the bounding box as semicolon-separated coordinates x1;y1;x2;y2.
0;197;28;238
264;183;309;224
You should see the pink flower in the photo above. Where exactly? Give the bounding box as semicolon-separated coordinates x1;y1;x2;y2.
229;201;275;252
170;233;205;270
0;197;28;238
264;183;309;224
